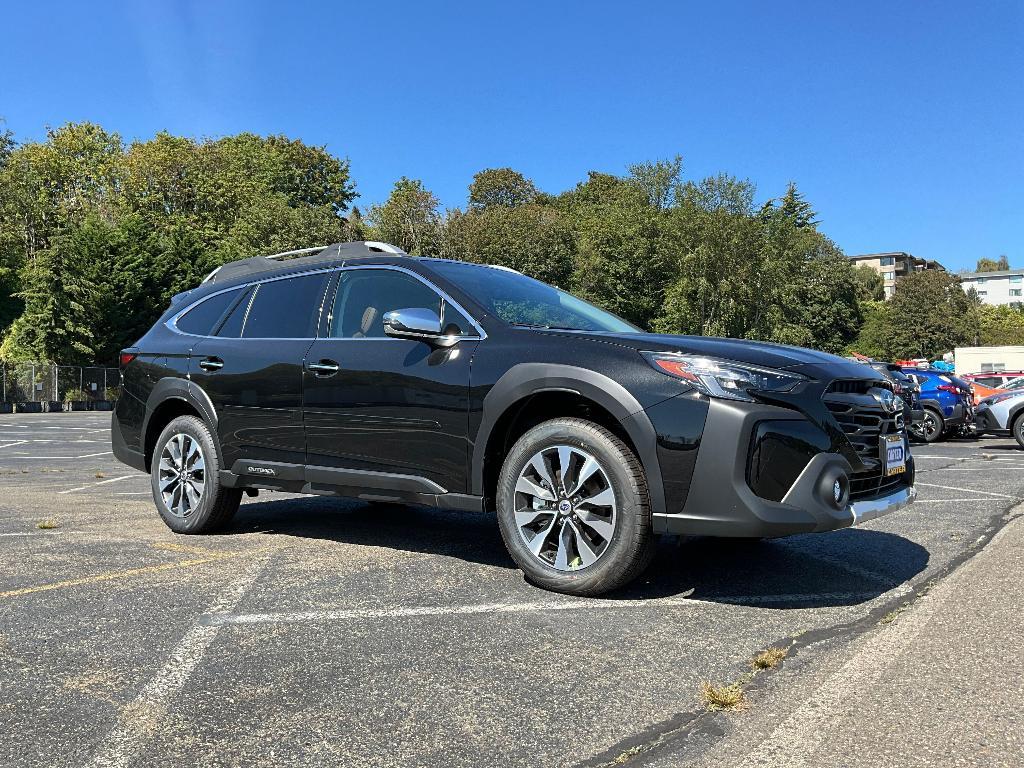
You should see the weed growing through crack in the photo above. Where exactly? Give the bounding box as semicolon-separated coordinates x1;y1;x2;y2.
751;646;788;670
36;520;59;530
94;471;105;479
699;681;748;712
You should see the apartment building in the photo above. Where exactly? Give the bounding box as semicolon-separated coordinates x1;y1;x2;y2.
847;252;946;299
959;269;1024;308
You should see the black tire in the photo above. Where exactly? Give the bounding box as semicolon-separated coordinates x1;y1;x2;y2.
496;418;655;596
918;407;945;444
151;415;241;534
1013;412;1024;449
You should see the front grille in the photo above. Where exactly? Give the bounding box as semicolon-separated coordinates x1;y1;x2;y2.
824;385;907;501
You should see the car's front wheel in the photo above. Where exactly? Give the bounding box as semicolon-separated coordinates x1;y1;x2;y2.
496;418;655;596
1013;412;1024;449
151;415;241;534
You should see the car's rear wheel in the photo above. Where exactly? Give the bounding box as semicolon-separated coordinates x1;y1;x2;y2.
1013;412;1024;449
151;415;241;533
496;418;655;596
916;407;945;443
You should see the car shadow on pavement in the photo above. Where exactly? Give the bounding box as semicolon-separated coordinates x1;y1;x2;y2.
614;529;930;608
225;495;517;570
225;496;929;609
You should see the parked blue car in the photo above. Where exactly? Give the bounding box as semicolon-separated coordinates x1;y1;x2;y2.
901;368;975;443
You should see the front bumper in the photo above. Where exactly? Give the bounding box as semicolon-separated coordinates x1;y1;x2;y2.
651;397;916;538
850;484;917;525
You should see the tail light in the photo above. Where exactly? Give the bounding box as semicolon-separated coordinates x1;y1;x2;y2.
119;350;138;368
937;384;959;394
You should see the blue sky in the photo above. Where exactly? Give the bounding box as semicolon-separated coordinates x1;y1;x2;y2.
2;1;1021;271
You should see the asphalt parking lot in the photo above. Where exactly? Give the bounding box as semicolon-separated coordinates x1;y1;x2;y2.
1;413;1022;768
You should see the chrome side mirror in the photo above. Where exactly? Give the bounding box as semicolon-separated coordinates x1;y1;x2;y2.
383;308;456;347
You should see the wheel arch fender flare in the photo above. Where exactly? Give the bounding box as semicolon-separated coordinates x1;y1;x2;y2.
471;363;666;515
1007;399;1024;428
142;377;221;467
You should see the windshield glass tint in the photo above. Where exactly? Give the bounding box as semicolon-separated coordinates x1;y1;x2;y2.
425;261;639;333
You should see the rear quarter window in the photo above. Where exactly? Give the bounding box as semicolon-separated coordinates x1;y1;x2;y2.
175;288;244;336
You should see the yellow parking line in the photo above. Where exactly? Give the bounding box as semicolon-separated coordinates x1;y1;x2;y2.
0;552;239;599
149;541;238;557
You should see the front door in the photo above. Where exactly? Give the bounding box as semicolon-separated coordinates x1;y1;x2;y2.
302;266;479;493
190;270;331;469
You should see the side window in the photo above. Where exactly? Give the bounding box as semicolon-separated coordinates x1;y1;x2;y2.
217;286;254;338
176;287;244;336
330;270;442;339
442;302;475;336
242;273;329;339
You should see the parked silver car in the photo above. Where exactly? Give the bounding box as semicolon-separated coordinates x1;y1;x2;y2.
975;390;1024;448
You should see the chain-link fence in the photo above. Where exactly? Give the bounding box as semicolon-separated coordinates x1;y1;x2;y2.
1;362;121;406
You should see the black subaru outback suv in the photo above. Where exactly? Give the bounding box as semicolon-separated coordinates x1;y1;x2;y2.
113;241;916;596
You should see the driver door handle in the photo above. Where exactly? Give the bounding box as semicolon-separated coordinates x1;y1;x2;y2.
307;359;340;376
198;357;224;371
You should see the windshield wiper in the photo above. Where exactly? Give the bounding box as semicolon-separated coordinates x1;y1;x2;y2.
509;322;584;331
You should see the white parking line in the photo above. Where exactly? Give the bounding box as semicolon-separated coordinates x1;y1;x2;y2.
0;441;28;449
913;498;1008;504
87;555;269;768
59;475;139;495
919;466;1024;472
0;451;113;460
915;482;1019;499
205;588;905;627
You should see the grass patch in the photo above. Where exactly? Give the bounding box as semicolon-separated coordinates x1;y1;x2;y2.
610;746;644;764
699;680;748;712
94;471;105;479
36;520;59;530
751;646;788;670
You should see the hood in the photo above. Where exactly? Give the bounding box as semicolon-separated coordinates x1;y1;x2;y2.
559;331;887;383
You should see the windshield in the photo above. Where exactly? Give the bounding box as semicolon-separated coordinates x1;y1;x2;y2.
1004;376;1024;391
424;261;640;333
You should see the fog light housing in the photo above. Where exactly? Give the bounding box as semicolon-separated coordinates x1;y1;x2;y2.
818;467;849;509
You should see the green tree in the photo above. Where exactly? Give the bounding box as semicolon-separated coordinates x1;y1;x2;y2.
852;264;885;301
560;170;671;328
468;168;539;211
443;203;575;288
883;270;977;359
1;123;358;362
975;255;1010;272
977;304;1024;346
367;177;441;255
849;300;892;359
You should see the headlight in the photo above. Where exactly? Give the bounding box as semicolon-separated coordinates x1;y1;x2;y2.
642;352;807;402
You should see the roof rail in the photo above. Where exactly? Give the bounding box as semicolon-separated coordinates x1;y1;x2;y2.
200;241;408;286
265;246;329;261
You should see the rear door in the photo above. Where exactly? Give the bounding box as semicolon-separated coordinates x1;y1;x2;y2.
189;270;331;470
302;266;480;494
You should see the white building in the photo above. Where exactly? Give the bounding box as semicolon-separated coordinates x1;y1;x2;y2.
959;269;1024;308
955;346;1024;373
847;252;945;299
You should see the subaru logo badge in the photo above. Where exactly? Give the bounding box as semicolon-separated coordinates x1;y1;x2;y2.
871;388;898;414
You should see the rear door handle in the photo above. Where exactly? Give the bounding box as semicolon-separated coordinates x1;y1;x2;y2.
198;357;224;371
307;359;340;376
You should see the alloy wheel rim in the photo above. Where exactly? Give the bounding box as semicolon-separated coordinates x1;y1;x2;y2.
513;445;617;571
923;413;939;438
158;433;206;518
